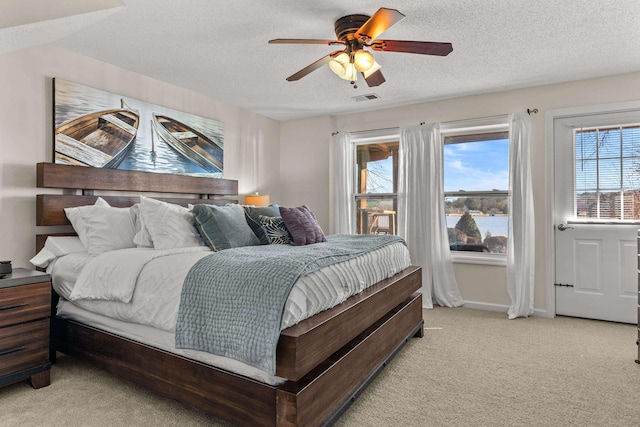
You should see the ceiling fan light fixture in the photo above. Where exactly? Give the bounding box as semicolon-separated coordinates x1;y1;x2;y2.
353;49;374;72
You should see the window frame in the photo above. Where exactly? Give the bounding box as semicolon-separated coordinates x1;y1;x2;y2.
351;129;400;236
441;118;510;266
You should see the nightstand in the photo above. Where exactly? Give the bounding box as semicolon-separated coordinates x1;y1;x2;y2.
0;268;51;389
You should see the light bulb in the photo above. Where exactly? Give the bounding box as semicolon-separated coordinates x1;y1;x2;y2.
353;49;374;72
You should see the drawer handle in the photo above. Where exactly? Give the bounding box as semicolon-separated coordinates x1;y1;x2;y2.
0;346;27;356
0;303;28;311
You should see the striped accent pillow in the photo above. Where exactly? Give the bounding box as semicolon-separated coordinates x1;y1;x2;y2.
257;215;292;245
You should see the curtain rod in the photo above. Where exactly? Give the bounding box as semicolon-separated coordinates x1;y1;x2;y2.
332;126;397;137
331;108;538;136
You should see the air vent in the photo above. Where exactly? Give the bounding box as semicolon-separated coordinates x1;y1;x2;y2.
352;93;380;102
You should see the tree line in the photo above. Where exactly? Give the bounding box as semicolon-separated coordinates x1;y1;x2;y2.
445;197;508;215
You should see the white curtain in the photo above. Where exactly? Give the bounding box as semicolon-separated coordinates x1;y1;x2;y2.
398;124;463;308
332;132;356;234
507;112;535;319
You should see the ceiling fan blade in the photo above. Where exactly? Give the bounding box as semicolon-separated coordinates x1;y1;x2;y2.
285;51;342;81
269;38;344;46
362;69;385;87
369;40;453;56
355;8;405;42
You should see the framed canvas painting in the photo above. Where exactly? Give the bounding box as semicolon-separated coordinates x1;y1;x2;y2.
53;78;224;177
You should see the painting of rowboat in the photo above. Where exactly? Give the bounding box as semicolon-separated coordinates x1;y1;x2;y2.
55;100;139;168
151;114;223;173
53;79;224;177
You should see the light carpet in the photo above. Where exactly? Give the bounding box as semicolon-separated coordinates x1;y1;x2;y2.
1;307;638;426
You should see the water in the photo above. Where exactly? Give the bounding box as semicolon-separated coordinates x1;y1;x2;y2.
446;215;508;238
54;79;224;177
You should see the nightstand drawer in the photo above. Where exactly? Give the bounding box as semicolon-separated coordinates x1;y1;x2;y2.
0;319;49;377
0;282;50;328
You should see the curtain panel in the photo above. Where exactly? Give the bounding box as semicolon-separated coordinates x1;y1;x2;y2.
331;132;356;234
398;124;463;308
507;112;535;319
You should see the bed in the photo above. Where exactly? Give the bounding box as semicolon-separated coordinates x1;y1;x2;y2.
35;162;423;426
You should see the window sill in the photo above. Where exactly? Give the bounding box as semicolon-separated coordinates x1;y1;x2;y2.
451;252;507;266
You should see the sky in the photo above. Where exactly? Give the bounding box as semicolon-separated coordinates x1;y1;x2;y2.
443;139;509;192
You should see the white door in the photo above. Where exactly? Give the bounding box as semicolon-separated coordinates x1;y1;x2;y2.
554;111;640;324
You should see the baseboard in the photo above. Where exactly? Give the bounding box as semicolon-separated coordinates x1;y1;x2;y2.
462;300;549;318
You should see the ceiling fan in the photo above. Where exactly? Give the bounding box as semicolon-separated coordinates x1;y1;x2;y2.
268;7;453;88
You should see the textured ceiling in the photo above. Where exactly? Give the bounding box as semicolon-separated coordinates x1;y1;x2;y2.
7;0;640;121
0;0;123;55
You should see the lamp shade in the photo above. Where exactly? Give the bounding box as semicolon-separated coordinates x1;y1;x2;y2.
328;52;350;77
354;49;374;72
244;194;270;207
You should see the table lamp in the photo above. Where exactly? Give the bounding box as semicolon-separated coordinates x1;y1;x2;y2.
244;194;270;206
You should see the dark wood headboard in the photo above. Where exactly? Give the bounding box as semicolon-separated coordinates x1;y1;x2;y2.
36;162;238;250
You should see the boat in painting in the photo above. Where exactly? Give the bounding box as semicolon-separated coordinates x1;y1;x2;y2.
55;99;140;168
151;114;223;173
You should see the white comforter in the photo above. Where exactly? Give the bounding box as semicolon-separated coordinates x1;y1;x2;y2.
51;243;411;333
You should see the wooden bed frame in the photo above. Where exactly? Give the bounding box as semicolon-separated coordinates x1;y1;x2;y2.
35;162;423;426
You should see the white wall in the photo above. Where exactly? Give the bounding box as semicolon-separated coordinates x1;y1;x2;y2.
279;115;334;227
280;72;640;312
0;44;280;269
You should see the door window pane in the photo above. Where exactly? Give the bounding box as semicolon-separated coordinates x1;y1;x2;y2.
575;159;598;191
597;128;621;158
598;158;621;189
623;158;640;188
574;125;640;220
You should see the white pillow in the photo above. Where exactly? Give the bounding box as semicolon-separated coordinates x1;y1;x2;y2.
45;235;86;256
64;197;110;248
30;247;56;269
30;236;86;268
139;196;204;250
82;205;137;256
131;203;154;248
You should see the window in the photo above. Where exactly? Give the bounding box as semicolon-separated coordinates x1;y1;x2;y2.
352;130;399;235
348;122;510;263
442;122;510;258
574;124;640;221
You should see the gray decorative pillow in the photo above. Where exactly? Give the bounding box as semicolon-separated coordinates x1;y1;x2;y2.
279;205;326;246
192;204;260;251
243;204;280;245
258;215;292;245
